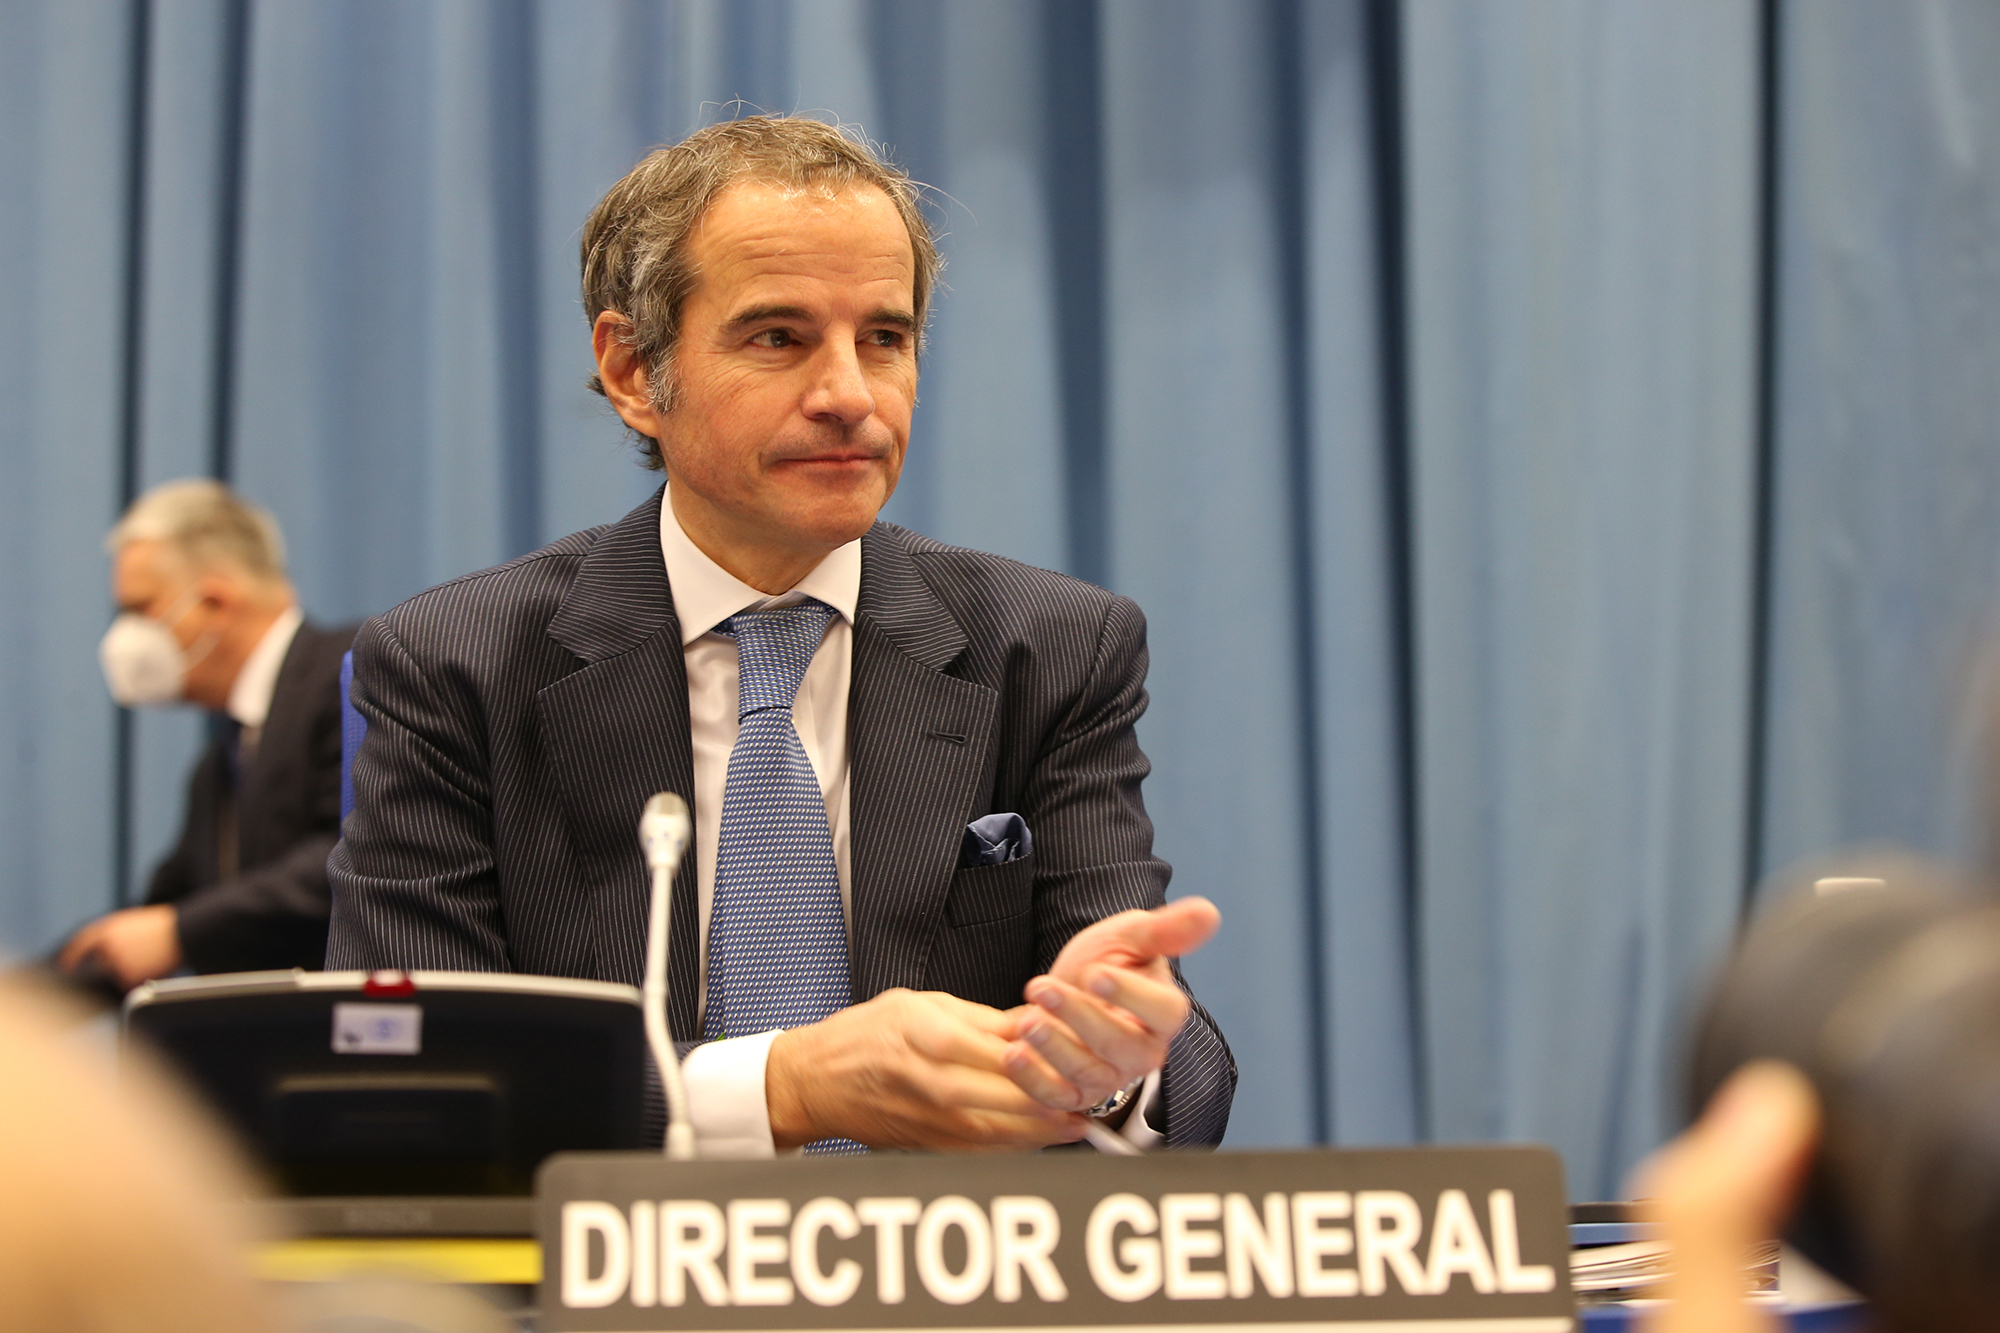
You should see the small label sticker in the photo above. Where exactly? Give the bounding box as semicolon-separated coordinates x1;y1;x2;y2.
332;1002;422;1055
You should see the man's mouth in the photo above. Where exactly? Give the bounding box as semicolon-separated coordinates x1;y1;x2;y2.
778;451;884;466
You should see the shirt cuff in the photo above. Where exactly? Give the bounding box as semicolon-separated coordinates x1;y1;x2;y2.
680;1028;783;1159
1114;1068;1165;1151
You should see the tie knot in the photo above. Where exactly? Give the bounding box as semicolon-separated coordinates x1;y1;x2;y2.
722;600;836;718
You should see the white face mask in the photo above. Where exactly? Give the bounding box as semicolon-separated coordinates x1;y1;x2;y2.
98;590;218;708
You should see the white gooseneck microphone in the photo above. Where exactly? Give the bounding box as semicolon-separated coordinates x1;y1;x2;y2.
639;792;696;1160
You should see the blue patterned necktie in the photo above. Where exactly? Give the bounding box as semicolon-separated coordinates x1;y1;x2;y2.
704;599;864;1154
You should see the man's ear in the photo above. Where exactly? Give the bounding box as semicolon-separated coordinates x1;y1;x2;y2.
592;312;667;440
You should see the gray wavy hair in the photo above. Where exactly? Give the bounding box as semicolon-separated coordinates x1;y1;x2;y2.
580;114;942;471
107;479;287;581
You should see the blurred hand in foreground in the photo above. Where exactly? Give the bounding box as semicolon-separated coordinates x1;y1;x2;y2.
1633;1060;1821;1333
0;976;276;1332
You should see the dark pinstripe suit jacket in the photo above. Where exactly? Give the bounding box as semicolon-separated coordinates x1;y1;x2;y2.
147;621;357;973
326;487;1235;1147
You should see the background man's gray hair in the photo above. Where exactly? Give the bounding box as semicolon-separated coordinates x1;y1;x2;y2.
108;480;287;581
580;113;943;471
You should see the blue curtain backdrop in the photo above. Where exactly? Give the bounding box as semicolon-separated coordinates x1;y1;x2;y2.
1403;0;1763;1190
3;0;1997;1199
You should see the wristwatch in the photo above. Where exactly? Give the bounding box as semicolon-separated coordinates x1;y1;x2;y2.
1086;1076;1144;1120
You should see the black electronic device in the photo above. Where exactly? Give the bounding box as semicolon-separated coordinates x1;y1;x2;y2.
124;969;647;1198
1690;854;2000;1328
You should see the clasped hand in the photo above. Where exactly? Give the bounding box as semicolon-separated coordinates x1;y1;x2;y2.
1002;896;1221;1118
765;896;1220;1151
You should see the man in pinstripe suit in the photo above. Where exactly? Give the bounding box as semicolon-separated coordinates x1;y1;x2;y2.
327;117;1234;1152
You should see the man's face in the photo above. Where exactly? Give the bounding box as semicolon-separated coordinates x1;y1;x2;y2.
112;541;202;647
654;180;918;576
111;540;234;706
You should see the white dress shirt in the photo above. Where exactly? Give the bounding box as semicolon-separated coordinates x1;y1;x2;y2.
225;604;304;741
661;493;857;1157
659;491;1161;1156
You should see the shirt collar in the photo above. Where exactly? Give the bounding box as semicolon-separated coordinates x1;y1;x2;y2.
225;604;304;728
657;485;861;646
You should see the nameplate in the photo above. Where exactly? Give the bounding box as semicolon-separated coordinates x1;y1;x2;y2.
535;1146;1572;1332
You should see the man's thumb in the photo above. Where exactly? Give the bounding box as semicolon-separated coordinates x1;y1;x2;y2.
1144;896;1221;959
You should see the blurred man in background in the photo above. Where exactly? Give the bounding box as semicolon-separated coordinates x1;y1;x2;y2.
59;480;355;992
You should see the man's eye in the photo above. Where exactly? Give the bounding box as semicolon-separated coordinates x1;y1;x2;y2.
751;328;796;348
865;329;908;349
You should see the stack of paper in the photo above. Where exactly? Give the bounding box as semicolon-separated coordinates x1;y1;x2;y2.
1570;1238;1781;1302
1571;1240;1672;1298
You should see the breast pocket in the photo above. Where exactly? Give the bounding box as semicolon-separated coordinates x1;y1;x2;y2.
931;854;1037;1009
944;852;1035;926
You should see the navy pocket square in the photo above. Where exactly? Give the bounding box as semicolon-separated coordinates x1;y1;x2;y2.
960;812;1033;869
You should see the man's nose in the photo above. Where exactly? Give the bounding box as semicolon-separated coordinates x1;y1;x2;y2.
801;338;876;425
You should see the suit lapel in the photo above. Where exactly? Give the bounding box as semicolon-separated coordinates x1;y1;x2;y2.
848;526;999;999
235;622;328;866
537;487;701;1030
534;503;996;1014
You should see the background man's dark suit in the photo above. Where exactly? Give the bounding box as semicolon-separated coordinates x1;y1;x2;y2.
145;621;356;972
328;488;1235;1146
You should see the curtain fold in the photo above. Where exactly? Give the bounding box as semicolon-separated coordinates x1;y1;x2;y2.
125;0;250;893
1402;0;1762;1190
1758;0;2000;887
0;3;134;950
1098;0;1328;1150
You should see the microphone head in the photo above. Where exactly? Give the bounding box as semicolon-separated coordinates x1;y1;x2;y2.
639;792;692;870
